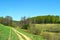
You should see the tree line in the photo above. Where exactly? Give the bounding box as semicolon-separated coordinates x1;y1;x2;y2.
0;15;60;29
0;16;12;26
29;15;60;24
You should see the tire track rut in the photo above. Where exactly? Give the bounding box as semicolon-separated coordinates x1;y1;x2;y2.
12;28;31;40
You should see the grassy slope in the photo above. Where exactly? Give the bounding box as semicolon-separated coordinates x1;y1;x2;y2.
0;24;19;40
0;24;10;40
15;27;45;40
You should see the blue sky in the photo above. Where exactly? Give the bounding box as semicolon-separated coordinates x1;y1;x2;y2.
0;0;60;20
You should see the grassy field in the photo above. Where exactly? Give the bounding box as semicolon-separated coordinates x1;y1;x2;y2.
0;24;10;40
29;24;60;40
30;24;60;33
0;24;19;40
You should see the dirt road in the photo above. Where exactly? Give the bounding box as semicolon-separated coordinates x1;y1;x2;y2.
12;28;31;40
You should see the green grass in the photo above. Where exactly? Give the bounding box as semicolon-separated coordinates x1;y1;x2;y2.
0;24;19;40
15;27;45;40
0;24;10;40
11;29;19;40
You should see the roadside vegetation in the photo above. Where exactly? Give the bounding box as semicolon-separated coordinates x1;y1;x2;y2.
29;24;60;40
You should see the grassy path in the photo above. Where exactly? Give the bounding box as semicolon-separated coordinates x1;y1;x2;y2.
8;29;11;40
12;28;24;40
16;28;45;40
12;28;31;40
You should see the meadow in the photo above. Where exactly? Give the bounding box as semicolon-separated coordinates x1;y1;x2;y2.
29;24;60;40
